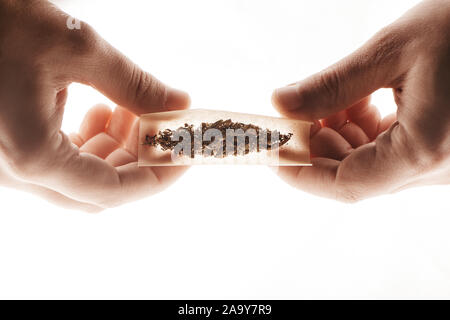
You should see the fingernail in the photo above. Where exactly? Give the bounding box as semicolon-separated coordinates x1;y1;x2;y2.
165;88;191;110
272;86;300;110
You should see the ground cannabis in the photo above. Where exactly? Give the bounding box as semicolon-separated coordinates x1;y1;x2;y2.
143;119;293;158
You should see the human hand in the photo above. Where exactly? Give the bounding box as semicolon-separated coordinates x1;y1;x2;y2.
271;0;450;202
0;0;190;211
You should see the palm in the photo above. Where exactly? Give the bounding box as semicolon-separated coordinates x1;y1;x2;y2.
69;104;138;167
0;104;187;212
277;96;397;198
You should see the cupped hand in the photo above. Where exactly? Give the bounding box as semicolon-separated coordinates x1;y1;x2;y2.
271;0;450;202
0;0;190;211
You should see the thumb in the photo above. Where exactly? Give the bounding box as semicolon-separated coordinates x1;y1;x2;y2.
272;27;408;121
66;23;190;115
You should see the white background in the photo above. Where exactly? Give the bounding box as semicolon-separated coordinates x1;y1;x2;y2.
1;0;450;299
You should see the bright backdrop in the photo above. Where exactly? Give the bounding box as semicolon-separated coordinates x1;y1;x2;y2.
2;0;449;299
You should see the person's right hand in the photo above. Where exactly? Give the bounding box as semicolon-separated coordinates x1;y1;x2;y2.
271;0;450;202
0;0;190;212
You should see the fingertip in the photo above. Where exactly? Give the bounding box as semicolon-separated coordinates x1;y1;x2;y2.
338;122;370;148
311;127;353;160
106;106;137;144
322;111;348;131
165;88;191;111
346;99;380;140
79;104;113;142
79;132;120;159
83;104;113;125
378;113;397;134
272;84;317;121
90;103;112;114
310;120;322;137
113;104;136;116
271;85;300;112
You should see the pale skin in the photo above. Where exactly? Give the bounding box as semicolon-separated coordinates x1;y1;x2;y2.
272;0;450;202
1;1;449;212
0;0;190;212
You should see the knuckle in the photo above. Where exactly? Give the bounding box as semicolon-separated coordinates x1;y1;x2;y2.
370;27;395;61
65;21;98;56
366;24;408;73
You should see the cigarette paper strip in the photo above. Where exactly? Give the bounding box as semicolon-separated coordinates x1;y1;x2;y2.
138;109;312;166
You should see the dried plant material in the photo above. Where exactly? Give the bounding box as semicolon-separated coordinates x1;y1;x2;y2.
138;109;311;166
143;120;293;158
